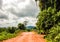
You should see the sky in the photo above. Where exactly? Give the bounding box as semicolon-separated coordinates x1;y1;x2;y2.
0;0;39;27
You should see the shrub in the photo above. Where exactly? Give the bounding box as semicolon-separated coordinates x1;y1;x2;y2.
0;31;16;40
36;7;57;34
46;25;60;42
7;27;16;33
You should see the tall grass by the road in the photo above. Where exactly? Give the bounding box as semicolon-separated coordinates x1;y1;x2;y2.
0;28;20;41
0;31;16;40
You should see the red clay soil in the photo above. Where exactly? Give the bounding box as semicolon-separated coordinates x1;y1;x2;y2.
3;32;46;42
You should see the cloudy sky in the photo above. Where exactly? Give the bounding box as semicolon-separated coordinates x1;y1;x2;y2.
0;0;39;27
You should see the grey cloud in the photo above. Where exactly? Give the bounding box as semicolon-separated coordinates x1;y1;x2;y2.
18;0;25;2
0;0;39;27
0;0;2;9
0;15;8;19
7;0;38;17
0;12;8;19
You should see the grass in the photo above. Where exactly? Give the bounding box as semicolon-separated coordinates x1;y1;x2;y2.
0;29;21;41
0;31;16;41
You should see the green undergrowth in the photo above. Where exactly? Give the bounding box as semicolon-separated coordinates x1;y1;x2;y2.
0;29;20;41
45;25;60;42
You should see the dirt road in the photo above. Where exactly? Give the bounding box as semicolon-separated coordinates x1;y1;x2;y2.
3;32;46;42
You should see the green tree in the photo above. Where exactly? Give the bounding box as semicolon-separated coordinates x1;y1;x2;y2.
35;0;60;42
18;23;25;30
0;28;6;33
36;7;56;34
35;0;60;33
35;0;60;11
7;27;16;33
36;7;60;34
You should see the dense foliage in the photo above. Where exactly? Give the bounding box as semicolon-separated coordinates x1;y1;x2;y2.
35;0;60;42
0;22;34;40
0;27;19;40
46;25;60;42
0;23;26;40
18;23;25;30
0;31;16;40
36;7;56;34
35;0;60;11
36;7;60;34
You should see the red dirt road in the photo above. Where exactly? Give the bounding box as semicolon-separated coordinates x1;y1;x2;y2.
3;32;46;42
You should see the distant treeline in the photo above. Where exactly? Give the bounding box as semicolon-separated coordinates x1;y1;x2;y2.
0;23;37;40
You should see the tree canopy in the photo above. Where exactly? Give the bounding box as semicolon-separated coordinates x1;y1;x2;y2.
35;0;60;11
18;23;25;30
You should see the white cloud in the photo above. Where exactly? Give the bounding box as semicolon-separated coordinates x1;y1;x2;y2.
17;17;37;26
0;0;39;27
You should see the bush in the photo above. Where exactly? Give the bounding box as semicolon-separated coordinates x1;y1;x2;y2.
0;27;20;40
46;25;60;42
36;7;57;34
7;27;17;33
36;7;60;34
0;31;16;40
0;28;6;33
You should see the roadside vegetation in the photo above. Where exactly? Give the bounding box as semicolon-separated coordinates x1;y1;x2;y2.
0;0;60;42
35;0;60;42
0;27;18;40
0;22;37;41
0;23;26;41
